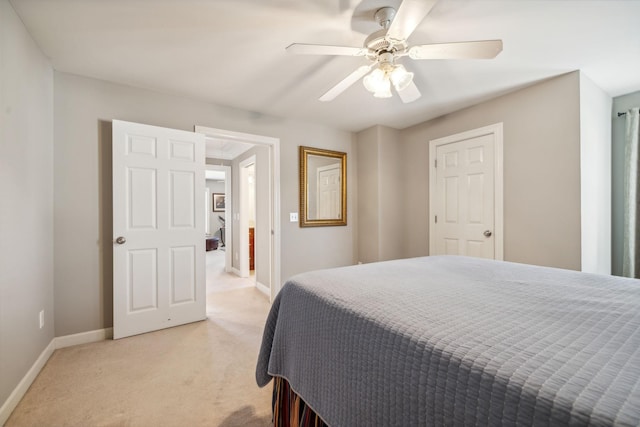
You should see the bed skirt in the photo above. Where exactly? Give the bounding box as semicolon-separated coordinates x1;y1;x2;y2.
272;377;328;427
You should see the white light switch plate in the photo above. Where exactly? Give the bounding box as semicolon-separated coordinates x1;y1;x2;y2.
290;212;298;222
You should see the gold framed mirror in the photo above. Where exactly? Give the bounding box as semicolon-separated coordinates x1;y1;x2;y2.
299;146;347;227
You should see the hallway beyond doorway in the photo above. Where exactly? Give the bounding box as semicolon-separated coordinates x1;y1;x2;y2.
206;249;259;315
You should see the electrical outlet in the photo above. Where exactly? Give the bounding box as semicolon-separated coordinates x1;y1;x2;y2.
39;310;44;329
290;212;298;222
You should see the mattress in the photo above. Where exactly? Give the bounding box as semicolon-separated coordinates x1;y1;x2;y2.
256;256;640;426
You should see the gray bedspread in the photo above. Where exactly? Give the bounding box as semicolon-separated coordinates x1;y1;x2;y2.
256;256;640;426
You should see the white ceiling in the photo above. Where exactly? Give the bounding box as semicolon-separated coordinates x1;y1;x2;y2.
205;137;253;160
10;0;640;133
205;170;226;181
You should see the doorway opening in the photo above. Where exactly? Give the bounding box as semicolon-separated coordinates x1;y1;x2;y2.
205;164;251;312
196;125;281;305
206;164;231;273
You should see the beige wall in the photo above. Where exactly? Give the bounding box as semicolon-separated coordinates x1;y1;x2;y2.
0;0;54;413
355;125;404;263
53;71;356;336
377;126;404;261
280;128;358;276
356;127;380;263
401;72;582;270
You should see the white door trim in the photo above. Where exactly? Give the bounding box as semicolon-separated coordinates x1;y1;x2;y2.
205;187;211;235
239;155;256;279
428;122;504;260
206;164;232;272
194;126;281;302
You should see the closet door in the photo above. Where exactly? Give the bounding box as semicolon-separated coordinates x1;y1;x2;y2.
434;135;495;258
429;123;504;261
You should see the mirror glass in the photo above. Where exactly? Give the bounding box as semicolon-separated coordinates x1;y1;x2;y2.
299;146;347;227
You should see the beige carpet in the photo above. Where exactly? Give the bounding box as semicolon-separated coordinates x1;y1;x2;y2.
6;250;273;427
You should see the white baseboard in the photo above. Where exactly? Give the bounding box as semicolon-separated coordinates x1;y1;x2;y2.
55;327;113;349
0;339;55;426
0;328;111;426
230;267;242;277
256;281;270;297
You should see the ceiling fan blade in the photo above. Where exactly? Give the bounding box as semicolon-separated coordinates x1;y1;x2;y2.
286;43;366;56
397;80;421;103
409;40;503;60
319;65;374;102
386;0;437;43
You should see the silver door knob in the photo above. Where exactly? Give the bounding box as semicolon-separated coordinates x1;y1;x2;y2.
483;230;492;237
115;236;126;244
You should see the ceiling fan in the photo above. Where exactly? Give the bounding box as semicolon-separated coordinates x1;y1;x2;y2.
286;0;502;103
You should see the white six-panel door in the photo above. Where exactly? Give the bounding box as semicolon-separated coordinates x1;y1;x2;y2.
112;120;206;339
429;123;503;260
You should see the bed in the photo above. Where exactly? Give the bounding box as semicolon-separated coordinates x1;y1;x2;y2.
256;256;640;426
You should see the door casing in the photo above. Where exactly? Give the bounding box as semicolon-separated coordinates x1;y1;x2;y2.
239;156;256;279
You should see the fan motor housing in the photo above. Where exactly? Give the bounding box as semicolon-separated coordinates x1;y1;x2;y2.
364;29;408;57
364;6;408;57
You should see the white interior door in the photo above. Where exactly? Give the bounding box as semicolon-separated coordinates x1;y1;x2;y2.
429;123;503;260
112;120;206;339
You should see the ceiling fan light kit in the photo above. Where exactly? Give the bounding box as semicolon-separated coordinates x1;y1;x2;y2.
286;0;503;103
363;61;414;97
390;64;414;92
363;68;392;98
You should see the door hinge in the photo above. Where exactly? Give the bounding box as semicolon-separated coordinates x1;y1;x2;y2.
435;215;438;224
435;159;437;168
